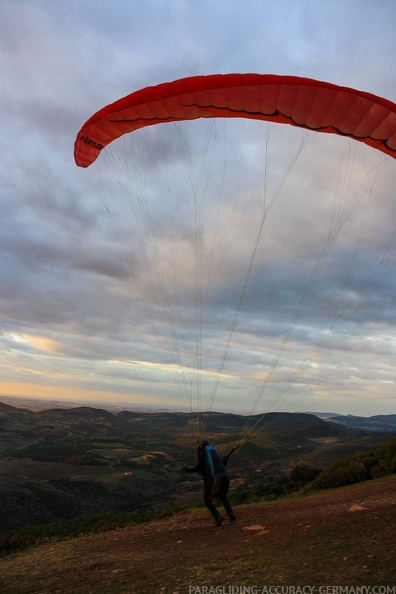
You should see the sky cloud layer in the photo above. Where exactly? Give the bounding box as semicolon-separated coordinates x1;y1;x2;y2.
1;0;395;416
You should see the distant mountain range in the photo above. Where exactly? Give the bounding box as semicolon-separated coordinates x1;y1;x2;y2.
307;411;396;432
323;413;396;432
0;400;395;533
1;396;395;431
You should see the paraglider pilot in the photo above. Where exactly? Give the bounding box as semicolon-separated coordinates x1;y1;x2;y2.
183;440;235;526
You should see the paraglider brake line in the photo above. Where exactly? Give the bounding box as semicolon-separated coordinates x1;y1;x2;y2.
223;443;240;464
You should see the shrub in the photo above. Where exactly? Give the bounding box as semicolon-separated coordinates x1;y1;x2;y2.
309;437;396;491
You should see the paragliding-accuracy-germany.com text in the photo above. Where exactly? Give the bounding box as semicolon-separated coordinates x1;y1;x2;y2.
188;587;396;594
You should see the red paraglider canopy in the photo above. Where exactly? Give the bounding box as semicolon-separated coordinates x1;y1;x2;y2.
74;74;396;168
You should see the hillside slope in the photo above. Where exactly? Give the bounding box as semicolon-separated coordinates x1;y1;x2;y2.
1;476;395;593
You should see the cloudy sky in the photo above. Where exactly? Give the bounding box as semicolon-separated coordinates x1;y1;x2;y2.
1;0;396;417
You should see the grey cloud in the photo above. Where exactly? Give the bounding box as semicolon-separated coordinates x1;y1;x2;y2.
0;0;395;415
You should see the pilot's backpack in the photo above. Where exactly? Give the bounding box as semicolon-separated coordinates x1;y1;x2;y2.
204;445;227;497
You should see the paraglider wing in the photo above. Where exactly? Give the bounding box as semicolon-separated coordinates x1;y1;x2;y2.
74;74;396;168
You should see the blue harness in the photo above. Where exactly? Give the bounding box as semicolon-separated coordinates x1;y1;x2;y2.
205;445;226;476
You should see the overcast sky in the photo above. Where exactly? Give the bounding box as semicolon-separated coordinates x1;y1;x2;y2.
1;0;395;417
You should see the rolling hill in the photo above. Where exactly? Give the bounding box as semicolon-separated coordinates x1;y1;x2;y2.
0;403;394;533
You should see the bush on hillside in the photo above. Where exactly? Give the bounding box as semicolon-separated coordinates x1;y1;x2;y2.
290;463;321;488
309;437;396;491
